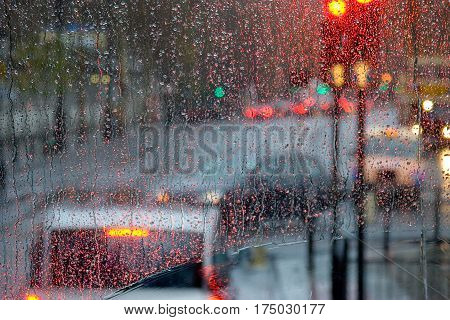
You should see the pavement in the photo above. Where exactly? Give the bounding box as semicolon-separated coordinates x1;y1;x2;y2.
228;237;449;300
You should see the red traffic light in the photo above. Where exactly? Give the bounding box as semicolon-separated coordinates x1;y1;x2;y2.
327;0;347;17
327;0;376;18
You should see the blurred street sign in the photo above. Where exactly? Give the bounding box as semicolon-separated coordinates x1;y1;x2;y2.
419;84;448;96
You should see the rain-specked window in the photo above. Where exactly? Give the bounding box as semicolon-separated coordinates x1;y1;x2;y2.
0;0;448;300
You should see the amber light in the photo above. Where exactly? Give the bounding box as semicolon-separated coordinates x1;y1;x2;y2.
106;228;150;238
157;191;170;204
26;294;40;300
442;126;450;140
331;64;345;87
385;128;399;138
259;106;274;119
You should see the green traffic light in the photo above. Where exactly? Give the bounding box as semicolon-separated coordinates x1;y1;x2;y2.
379;84;389;92
316;83;331;95
214;86;225;99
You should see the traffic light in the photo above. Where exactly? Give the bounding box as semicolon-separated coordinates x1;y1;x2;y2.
379;72;392;91
322;1;382;301
321;1;348;87
353;61;370;89
321;0;382;88
347;0;381;66
327;0;347;17
214;86;225;99
381;73;392;84
331;64;346;87
317;83;332;95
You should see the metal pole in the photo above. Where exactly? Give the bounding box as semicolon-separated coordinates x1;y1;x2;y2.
331;88;342;237
332;238;348;299
0;139;5;194
383;211;391;254
307;228;314;271
434;185;441;242
355;89;367;300
330;87;347;299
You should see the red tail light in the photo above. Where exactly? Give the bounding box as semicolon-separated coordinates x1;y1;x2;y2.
304;97;316;108
202;265;228;300
339;97;355;113
320;102;331;110
291;102;308;115
244;107;258;119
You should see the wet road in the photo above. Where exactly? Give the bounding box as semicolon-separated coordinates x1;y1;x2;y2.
0;119;448;299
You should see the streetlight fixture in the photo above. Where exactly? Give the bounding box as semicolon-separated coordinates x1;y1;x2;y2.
442;125;450;139
422;99;434;112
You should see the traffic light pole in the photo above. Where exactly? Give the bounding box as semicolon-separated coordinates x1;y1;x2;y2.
330;83;346;299
323;0;380;300
355;88;367;300
331;87;342;238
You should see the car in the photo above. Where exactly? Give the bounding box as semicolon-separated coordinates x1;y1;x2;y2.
106;251;233;300
421;104;449;152
23;194;219;300
364;126;424;210
217;153;331;251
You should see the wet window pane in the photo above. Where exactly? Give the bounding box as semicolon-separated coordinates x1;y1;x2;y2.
0;0;448;300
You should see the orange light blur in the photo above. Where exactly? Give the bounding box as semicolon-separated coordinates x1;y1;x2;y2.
356;0;374;4
385;128;399;138
157;192;170;203
381;72;393;84
328;0;347;17
442;126;450;140
259;106;274;119
26;294;40;300
106;228;150;238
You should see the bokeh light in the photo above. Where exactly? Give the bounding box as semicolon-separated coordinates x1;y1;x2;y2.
214;86;225;99
328;0;347;17
422;99;434;112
